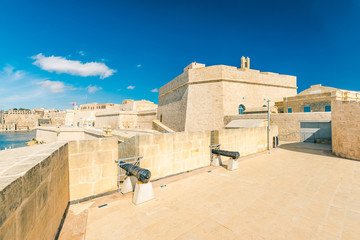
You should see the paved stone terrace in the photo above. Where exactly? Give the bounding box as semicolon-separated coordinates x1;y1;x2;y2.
60;143;360;240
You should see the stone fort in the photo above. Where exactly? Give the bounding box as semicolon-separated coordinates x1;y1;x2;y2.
157;57;297;132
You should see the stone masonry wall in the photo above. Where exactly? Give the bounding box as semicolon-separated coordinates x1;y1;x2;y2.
119;131;211;180
332;100;360;160
224;112;331;141
0;142;69;240
68;138;118;201
212;126;278;156
118;127;278;180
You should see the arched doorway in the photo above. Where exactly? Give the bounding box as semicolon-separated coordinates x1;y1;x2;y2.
238;104;246;114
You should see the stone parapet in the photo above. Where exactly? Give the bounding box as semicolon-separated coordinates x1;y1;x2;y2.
0;142;69;240
68;138;119;201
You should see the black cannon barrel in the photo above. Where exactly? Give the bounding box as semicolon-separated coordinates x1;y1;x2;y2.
119;161;151;183
211;149;240;159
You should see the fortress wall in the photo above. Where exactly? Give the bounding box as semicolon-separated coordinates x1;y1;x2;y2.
158;70;189;97
118;127;279;180
68;138;119;201
0;142;69;240
157;85;189;132
185;81;224;132
119;131;211;180
212;126;278;156
332;100;360;160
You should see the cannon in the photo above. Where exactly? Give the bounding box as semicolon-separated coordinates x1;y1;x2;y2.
211;149;240;159
119;161;151;183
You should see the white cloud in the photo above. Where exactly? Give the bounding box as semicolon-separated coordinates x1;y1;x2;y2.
127;85;135;90
78;51;85;56
37;80;66;93
0;65;26;81
32;53;116;79
87;85;102;93
150;88;158;93
137;64;142;68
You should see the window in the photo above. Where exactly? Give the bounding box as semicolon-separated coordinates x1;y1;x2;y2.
279;108;284;113
288;108;292;113
325;105;331;112
304;106;311;112
238;104;246;114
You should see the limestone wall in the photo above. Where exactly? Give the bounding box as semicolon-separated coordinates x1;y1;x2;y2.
68;138;118;201
36;126;105;143
119;127;278;180
332;100;360;160
212;126;278;156
119;131;211;180
95;110;156;130
158;85;189;132
0;142;69;240
224;112;331;141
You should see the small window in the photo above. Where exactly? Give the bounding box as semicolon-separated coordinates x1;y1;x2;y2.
238;104;246;114
279;108;284;113
288;108;292;113
304;106;311;112
325;105;331;112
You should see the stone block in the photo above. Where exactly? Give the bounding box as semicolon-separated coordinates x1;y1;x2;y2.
70;183;93;201
36;181;48;213
93;177;117;195
0;215;16;240
69;169;80;185
22;164;41;200
99;138;118;151
132;182;154;205
211;155;221;167
0;177;22;227
121;176;137;194
79;166;102;184
16;194;36;240
79;140;97;153
69;153;93;169
227;159;239;171
94;151;113;165
68;141;79;154
101;163;117;178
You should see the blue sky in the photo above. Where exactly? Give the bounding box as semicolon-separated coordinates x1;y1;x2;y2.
0;0;359;110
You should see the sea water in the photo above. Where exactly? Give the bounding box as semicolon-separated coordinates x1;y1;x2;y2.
0;131;35;150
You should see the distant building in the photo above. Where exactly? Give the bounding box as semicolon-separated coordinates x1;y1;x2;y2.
157;58;297;132
275;84;360;113
66;100;158;129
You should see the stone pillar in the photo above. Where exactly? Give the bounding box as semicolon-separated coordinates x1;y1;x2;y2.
246;57;250;69
241;56;246;69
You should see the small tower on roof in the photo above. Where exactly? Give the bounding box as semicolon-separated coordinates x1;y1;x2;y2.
241;56;250;69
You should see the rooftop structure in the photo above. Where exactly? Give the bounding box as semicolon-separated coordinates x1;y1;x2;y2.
275;84;360;113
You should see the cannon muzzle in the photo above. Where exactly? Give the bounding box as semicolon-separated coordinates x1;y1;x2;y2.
119;161;151;183
211;149;240;159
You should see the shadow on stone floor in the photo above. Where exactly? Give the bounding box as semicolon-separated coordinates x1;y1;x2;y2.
279;142;337;158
